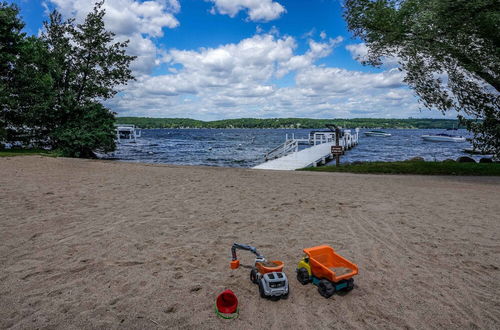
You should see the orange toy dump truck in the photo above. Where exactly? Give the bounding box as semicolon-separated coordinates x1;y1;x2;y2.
296;245;358;298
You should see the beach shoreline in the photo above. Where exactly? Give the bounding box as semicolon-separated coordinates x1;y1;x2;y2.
1;156;499;329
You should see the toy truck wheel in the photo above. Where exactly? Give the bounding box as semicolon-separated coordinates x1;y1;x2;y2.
250;268;258;284
297;268;310;285
258;279;266;298
318;279;335;298
282;283;290;299
345;278;354;292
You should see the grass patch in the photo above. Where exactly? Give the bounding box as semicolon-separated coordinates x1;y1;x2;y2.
301;161;500;176
0;148;61;158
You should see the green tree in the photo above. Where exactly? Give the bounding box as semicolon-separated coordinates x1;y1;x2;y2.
41;1;135;156
1;1;135;157
53;102;116;158
10;37;56;145
0;2;23;102
0;2;25;143
344;0;500;157
1;2;55;146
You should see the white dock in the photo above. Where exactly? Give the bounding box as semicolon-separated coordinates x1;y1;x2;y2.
253;129;359;171
253;142;336;170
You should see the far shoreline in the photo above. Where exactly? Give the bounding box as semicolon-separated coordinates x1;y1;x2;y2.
114;117;462;130
134;127;452;130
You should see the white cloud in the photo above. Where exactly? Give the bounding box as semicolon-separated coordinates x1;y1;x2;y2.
277;36;343;77
345;43;369;62
42;1;441;119
206;0;286;22
165;34;297;87
121;33;343;100
295;67;405;92
47;0;181;74
48;0;180;34
346;42;400;68
301;28;316;39
105;33;427;120
123;34;160;74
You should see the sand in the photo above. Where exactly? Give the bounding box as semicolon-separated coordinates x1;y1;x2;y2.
329;267;353;277
0;156;499;329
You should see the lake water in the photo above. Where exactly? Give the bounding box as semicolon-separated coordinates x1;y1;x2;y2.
105;128;479;167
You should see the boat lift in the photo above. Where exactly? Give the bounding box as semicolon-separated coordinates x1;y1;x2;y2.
115;124;141;143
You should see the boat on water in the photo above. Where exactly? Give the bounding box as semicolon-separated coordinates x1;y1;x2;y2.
364;130;391;137
421;133;466;142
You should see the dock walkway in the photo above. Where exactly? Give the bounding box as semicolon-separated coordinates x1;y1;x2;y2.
253;142;336;170
253;129;359;171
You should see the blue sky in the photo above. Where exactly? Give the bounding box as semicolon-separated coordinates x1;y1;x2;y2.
10;0;453;120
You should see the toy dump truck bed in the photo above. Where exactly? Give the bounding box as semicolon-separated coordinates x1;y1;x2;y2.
304;245;358;283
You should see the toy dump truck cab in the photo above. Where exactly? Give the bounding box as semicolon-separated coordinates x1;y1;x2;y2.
297;245;358;298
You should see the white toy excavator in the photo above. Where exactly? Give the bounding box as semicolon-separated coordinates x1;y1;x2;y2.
230;243;289;300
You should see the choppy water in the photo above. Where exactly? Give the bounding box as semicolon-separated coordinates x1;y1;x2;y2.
104;128;480;167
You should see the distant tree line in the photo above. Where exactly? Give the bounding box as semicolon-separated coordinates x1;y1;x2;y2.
116;117;461;129
0;1;134;157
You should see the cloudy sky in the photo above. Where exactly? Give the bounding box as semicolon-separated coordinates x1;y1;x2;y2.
12;0;454;120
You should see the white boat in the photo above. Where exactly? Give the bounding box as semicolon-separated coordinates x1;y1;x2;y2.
421;133;466;142
364;130;391;137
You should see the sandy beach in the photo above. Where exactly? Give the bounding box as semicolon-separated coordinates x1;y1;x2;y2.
0;156;499;329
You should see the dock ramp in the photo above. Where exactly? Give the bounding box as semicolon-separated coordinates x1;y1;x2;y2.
253;142;335;170
253;129;359;171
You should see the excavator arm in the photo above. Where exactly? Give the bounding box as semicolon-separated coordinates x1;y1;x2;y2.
230;243;266;269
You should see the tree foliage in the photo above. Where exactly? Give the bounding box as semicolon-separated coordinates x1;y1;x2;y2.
0;1;27;142
0;1;135;157
43;1;134;111
40;1;135;156
344;0;500;157
7;36;56;144
54;103;116;158
0;2;56;145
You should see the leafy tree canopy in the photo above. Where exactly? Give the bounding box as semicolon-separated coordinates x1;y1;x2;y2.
0;1;25;142
344;0;500;157
43;1;135;111
0;1;135;157
54;102;116;158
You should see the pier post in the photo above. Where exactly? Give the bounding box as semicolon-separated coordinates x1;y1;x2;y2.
335;127;340;167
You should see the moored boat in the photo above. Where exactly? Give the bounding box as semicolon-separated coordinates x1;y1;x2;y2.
421;133;466;142
364;130;391;137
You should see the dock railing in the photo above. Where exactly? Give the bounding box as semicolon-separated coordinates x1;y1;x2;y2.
265;139;299;160
255;128;360;170
262;128;360;165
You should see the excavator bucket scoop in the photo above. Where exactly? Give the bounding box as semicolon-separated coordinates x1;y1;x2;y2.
256;260;284;274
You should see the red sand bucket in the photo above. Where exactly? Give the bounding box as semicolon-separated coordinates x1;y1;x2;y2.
215;289;239;319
